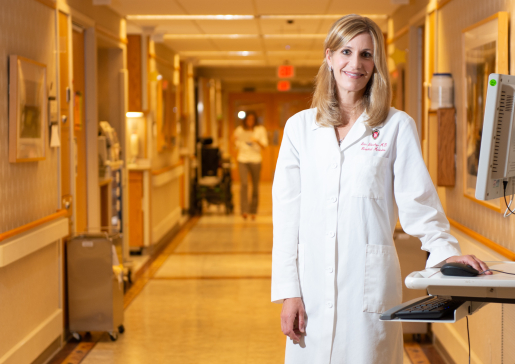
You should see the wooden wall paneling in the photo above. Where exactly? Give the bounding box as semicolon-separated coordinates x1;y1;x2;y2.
437;108;456;186
128;171;144;247
427;111;438;184
99;179;112;229
72;28;88;233
127;35;142;111
227;92;312;182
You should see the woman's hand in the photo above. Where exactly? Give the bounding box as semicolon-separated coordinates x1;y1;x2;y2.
281;297;306;343
446;255;492;275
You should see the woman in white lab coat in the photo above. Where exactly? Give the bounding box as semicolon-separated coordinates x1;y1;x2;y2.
271;15;490;364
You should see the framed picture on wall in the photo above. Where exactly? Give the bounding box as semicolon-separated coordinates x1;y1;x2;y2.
9;55;47;163
462;12;508;212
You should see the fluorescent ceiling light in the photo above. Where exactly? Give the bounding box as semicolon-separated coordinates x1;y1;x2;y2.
164;34;325;39
127;15;253;20
197;60;266;65
264;34;326;39
126;112;144;118
164;34;259;39
179;51;261;56
260;14;388;20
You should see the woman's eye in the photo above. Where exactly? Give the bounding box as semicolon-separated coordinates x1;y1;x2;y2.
342;49;351;55
362;52;372;58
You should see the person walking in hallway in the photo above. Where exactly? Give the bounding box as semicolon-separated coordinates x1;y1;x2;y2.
271;14;491;364
233;111;268;220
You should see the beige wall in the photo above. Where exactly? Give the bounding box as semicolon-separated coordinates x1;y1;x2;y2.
148;41;183;242
0;0;59;233
437;0;515;252
0;243;60;360
391;0;515;362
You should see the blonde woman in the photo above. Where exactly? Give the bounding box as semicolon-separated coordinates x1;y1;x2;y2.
271;15;490;364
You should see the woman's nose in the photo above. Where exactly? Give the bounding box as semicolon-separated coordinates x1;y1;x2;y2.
348;54;361;70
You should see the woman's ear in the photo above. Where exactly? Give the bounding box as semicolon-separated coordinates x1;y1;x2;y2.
325;48;332;71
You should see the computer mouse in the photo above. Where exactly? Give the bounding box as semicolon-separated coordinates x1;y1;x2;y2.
441;262;479;277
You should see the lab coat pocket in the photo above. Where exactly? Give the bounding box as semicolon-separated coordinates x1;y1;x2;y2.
363;244;402;313
349;155;388;199
297;244;305;292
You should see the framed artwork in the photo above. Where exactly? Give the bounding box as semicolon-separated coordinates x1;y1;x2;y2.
462;12;508;212
9;55;47;163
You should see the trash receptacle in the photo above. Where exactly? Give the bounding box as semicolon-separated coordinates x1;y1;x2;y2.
67;229;125;341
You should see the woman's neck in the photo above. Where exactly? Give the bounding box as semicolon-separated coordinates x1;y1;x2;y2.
337;88;365;126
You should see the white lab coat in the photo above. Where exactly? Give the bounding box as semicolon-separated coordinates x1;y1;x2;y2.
271;108;461;364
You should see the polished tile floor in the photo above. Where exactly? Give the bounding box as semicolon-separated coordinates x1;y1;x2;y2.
81;184;284;364
72;183;440;364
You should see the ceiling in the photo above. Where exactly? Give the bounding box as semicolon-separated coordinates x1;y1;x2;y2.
109;0;400;67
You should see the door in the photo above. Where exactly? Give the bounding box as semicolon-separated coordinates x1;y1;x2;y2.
228;92;312;182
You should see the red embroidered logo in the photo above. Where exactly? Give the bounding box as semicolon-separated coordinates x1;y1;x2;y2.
361;142;387;152
372;130;379;139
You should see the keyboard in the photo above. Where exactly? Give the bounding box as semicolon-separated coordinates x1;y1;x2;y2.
394;296;465;319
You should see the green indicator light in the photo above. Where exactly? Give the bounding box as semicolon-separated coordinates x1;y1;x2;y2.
490;79;497;86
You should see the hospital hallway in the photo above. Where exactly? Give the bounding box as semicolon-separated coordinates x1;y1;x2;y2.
46;183;444;364
5;1;515;363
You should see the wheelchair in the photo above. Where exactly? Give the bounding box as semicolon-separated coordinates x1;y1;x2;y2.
192;138;234;215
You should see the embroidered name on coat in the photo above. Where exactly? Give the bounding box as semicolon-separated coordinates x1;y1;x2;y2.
361;142;387;152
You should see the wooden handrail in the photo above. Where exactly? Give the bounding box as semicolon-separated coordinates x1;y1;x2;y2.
151;161;184;176
0;209;68;243
448;218;515;261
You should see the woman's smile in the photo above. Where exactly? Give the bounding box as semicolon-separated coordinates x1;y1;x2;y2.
343;71;365;79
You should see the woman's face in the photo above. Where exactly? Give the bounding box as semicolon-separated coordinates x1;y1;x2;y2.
326;32;375;96
245;114;256;128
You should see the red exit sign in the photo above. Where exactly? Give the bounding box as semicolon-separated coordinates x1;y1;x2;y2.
277;81;291;91
278;65;295;78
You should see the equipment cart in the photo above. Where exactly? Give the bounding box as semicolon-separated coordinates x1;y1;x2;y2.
67;230;125;341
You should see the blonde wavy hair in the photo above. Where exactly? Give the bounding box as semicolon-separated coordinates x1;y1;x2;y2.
311;14;391;128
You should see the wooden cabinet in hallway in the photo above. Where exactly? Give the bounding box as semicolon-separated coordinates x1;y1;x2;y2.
128;171;144;247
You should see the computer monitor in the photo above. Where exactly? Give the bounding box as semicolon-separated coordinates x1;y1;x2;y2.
476;73;515;201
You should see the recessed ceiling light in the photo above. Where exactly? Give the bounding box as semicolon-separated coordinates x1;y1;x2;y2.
285;45;291;50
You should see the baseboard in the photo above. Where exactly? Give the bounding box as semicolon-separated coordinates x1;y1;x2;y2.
152;207;182;245
0;309;62;364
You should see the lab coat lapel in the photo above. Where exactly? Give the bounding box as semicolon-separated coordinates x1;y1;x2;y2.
311;119;341;155
339;114;369;152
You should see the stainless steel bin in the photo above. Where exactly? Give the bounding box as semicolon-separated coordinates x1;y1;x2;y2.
67;230;125;341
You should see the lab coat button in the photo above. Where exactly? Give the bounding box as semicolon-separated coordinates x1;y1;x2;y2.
327;302;333;308
327;231;335;238
330;163;337;169
327;267;333;273
330;197;337;203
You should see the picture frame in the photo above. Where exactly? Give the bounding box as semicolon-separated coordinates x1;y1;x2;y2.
462;12;508;212
9;55;47;163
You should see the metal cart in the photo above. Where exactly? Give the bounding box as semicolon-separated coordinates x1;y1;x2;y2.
67;229;125;341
